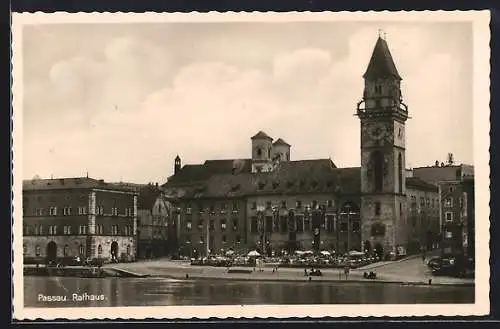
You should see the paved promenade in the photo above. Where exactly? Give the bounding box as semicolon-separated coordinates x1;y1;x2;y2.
103;256;474;286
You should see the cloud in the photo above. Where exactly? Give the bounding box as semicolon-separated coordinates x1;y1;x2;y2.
22;24;472;183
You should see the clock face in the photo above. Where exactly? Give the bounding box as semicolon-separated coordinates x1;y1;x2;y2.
368;123;388;141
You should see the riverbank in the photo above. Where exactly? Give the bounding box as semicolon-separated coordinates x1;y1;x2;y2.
23;257;475;287
99;259;474;287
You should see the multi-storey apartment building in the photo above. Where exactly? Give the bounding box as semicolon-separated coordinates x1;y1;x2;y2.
22;177;138;263
412;162;475;256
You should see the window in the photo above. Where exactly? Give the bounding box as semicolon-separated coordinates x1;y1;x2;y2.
127;245;131;255
326;215;335;233
97;206;104;215
197;220;203;230
327;200;333;208
445;212;453;222
340;222;348;232
209;205;215;213
38;224;43;235
78;206;87;215
236;235;241;243
186;220;192;231
23;244;27;255
197;203;204;213
97;245;103;256
295;216;303;233
221;219;227;231
280;216;288;233
79;244;85;255
374;202;381;216
222;235;227;243
303;215;310;231
449;186;454;193
257;148;262;157
265;216;273;232
209;219;215;230
232;200;239;211
63;207;72;215
199;235;204;244
273;215;280;232
312;200;318;209
375;99;381;108
445;198;453;208
49;207;57;216
371;151;384;192
445;231;453;239
97;225;103;234
35;208;44;216
352;221;360;232
111;207;118;216
186;205;192;214
251;217;258;233
296;200;302;208
35;245;41;256
111;225;119;235
79;225;87;235
420;197;425;206
281;200;287;208
251;202;257;210
63;245;69;256
48;225;57;235
266;201;272;209
63;226;71;235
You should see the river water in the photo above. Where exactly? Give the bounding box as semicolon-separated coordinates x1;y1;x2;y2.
24;276;474;307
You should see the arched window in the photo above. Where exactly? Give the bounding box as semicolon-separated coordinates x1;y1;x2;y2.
97;245;103;256
35;245;41;256
127;245;131;255
374;202;381;216
63;245;69;256
256;148;262;157
371;151;384;192
398;153;403;193
79;244;85;256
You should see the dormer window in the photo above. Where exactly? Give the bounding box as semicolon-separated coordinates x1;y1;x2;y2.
258;182;266;190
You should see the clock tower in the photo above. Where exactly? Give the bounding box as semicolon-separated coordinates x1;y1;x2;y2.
356;35;409;259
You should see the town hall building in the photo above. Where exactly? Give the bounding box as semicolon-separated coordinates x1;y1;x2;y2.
161;36;454;260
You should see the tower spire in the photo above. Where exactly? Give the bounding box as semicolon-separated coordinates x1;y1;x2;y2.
363;34;401;81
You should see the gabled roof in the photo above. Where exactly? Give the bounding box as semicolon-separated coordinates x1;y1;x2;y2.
162;159;361;199
22;177;136;192
363;37;402;81
273;138;290;147
163;159;253;188
251;131;273;141
137;184;163;210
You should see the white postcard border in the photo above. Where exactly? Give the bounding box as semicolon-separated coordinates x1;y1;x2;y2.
11;10;491;320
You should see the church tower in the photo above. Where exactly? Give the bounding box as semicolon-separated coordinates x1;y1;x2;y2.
251;131;274;173
356;34;409;258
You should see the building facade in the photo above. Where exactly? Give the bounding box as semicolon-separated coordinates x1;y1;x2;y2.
23;177;138;263
161;36;450;260
136;184;173;259
412;163;475;256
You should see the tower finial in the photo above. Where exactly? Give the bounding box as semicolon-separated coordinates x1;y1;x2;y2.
378;28;383;38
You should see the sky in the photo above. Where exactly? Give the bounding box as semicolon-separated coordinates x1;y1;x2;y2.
21;20;473;184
